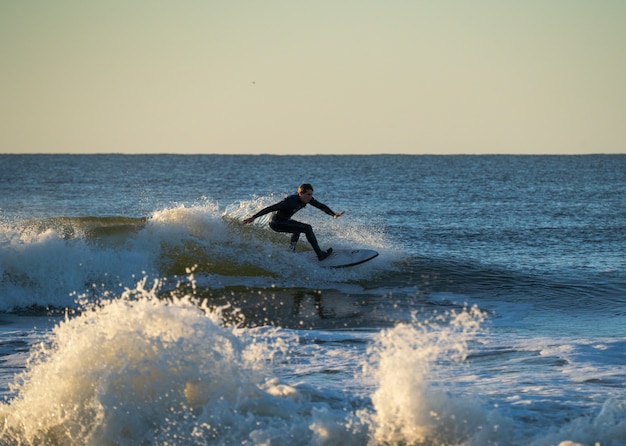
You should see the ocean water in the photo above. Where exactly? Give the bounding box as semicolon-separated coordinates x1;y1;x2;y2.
0;154;625;445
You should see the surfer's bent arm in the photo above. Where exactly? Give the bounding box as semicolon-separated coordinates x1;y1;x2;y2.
310;198;345;219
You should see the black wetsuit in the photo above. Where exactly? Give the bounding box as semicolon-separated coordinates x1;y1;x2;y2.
250;194;336;257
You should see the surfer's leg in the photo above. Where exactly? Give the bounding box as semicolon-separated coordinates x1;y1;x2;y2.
289;233;300;251
270;219;330;259
294;222;332;260
301;224;320;254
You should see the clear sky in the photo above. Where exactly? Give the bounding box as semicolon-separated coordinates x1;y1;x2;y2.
1;1;625;154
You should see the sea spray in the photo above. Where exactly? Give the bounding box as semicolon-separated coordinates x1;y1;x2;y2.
0;219;156;311
1;279;265;444
5;273;611;444
361;307;511;445
224;195;392;253
0;279;366;445
0;271;514;445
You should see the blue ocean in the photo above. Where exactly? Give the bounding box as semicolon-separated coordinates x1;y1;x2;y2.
0;154;624;445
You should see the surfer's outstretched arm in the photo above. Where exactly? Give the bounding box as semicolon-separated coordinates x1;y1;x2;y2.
243;202;282;224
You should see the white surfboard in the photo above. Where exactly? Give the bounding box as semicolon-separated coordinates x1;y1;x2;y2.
318;248;379;268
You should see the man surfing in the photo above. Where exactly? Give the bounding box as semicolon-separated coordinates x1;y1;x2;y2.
243;183;344;261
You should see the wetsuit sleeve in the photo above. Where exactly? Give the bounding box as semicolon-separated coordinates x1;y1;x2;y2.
250;201;284;220
309;198;336;217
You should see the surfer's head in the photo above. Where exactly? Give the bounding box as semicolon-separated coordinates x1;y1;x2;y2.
298;183;314;203
298;183;313;195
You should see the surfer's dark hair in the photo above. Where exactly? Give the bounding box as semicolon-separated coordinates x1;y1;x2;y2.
298;183;313;194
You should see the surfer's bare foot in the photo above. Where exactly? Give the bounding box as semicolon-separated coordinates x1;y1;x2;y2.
318;248;333;261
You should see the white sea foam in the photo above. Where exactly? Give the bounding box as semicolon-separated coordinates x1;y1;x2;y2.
0;279;367;445
0;223;151;311
0;278;493;445
1;277;624;445
360;307;516;445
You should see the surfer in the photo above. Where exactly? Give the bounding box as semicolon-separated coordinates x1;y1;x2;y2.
243;183;344;261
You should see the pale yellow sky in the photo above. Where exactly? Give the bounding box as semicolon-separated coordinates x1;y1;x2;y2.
1;1;624;154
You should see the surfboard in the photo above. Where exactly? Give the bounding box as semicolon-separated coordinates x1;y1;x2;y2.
318;248;379;268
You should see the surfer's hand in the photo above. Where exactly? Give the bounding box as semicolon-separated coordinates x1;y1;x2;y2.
243;217;254;224
333;212;345;219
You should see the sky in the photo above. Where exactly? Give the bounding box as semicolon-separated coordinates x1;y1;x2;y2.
1;1;625;155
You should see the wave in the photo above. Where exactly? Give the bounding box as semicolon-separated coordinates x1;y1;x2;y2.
2;200;622;329
0;201;399;313
15;216;148;241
